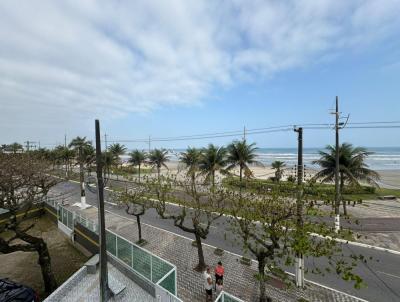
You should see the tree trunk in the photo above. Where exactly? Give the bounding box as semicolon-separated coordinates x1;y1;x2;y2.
37;239;58;294
136;215;142;242
340;172;347;216
258;256;267;302
194;232;206;271
157;167;160;182
138;164;141;184
212;170;215;188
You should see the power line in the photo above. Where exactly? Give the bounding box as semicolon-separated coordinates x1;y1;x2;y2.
11;120;400;148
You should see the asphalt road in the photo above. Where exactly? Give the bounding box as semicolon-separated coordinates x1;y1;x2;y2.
51;181;400;302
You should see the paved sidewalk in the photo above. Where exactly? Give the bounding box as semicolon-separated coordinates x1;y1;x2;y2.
69;205;366;302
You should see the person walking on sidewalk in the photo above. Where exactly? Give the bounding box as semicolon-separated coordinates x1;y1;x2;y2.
203;266;213;302
214;261;224;288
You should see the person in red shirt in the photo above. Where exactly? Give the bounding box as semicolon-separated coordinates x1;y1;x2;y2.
214;261;224;288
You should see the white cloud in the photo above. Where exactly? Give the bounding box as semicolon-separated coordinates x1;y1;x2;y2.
0;0;399;142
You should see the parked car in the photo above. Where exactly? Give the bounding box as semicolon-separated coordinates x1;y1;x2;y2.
0;278;39;302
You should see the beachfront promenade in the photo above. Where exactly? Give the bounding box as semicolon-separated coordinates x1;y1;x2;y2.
51;181;400;302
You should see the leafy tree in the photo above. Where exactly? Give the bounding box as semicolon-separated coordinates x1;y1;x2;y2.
271;160;286;182
312;143;380;215
148;149;169;181
116;185;148;244
226;140;263;182
148;176;226;270
228;188;365;302
0;153;59;294
129;150;147;183
179;147;202;185
199;144;227;188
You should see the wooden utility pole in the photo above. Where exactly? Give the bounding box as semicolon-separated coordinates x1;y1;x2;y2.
294;127;304;287
334;96;340;233
95;120;109;301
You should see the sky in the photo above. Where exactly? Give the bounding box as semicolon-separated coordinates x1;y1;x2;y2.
0;0;400;149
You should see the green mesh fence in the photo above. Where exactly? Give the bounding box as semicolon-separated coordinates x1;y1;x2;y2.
152;255;174;283
117;236;132;267
106;231;117;256
58;207;62;222
132;245;151;280
62;208;68;226
158;269;176;296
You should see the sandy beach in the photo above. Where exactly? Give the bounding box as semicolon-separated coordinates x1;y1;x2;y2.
143;161;400;189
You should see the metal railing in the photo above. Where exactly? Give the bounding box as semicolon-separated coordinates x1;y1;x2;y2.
45;198;181;300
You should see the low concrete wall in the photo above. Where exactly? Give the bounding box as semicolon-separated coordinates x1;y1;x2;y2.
74;222;99;255
108;255;156;298
0;204;44;228
43;203;58;223
43;266;88;302
44;208;157;298
73;223;156;297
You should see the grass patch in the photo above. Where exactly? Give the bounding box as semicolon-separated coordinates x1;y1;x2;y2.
224;176;400;201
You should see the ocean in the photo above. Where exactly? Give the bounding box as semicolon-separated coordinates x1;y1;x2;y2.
121;147;400;171
253;147;400;171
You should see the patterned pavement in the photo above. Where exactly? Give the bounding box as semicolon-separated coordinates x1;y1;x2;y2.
72;206;367;302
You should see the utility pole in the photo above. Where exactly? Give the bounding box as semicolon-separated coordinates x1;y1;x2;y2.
64;134;68;178
95;120;110;301
24;141;38;152
294;127;304;287
148;135;151;153
104;133;108;152
334;96;340;233
243;126;246;141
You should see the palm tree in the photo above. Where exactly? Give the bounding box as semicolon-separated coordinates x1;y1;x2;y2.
54;145;74;178
199;144;227;187
271;160;286;182
179;147;202;185
82;145;96;176
69;136;93;206
226;140;262;182
129;150;147;183
109;143;127;178
148;149;169;181
10;142;23;153
312;143;380;215
102;151;116;179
